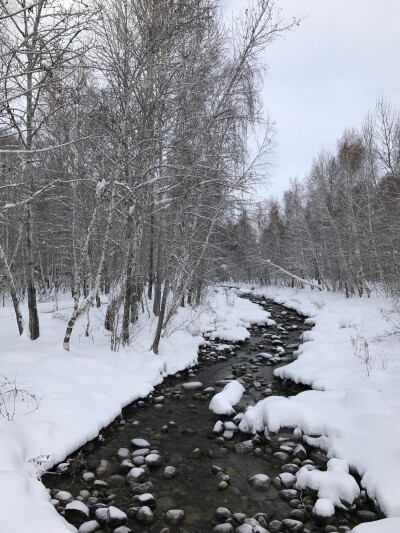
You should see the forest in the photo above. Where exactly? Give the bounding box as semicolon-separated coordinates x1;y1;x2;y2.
0;0;296;351
225;99;400;300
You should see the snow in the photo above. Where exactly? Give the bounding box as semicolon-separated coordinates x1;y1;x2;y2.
313;498;335;517
352;518;400;533
296;462;360;508
95;179;107;198
209;380;245;415
65;500;89;515
0;287;269;533
238;285;400;519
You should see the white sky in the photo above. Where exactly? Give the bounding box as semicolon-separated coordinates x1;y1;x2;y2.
223;0;400;199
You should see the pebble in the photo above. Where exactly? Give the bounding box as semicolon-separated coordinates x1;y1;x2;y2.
128;481;154;494
166;509;185;525
117;448;130;459
55;490;74;504
107;474;125;487
132;493;157;509
215;507;232;521
248;474;271;491
279;472;296;488
94;506;127;528
282;463;299;474
135;506;155;525
95;459;114;477
126;467;145;483
119;460;134;474
132;448;150;457
131;438;151;448
78;520;101;533
274;451;290;462
213;421;224;434
64;501;90;525
280;489;300;502
82;472;95;483
355;510;377;521
213;524;234;533
145;453;162;467
163;465;178;479
268;520;283;533
181;382;203;390
281;519;304;532
234;440;254;454
292;444;307;460
189;448;201;459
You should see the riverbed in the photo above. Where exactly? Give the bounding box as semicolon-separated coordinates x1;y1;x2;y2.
43;297;380;533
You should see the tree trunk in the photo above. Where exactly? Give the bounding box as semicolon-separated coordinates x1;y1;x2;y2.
152;279;169;355
148;212;154;299
0;243;24;335
25;202;40;339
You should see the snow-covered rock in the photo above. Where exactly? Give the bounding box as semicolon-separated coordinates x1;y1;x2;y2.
209;380;245;415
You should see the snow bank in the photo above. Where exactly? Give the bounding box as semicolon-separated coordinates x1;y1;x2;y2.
209;380;245;415
0;288;270;533
238;285;400;519
352;517;400;532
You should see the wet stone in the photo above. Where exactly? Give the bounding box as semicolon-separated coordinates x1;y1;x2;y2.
128;480;154;494
189;448;201;459
281;519;303;532
94;506;127;528
117;448;130;459
65;501;90;526
165;509;185;525
248;474;271;491
213;524;234;533
82;472;95;483
131;438;151;448
163;465;178;479
181;382;203;391
107;474;125;487
215;507;232;521
145;453;162;467
77;520;101;533
234;440;254;454
126;467;145;484
355;510;377;521
136;505;155;525
280;489;300;502
132;493;157;509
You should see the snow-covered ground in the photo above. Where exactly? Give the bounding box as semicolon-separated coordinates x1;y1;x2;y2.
2;284;400;533
0;288;271;533
238;285;400;533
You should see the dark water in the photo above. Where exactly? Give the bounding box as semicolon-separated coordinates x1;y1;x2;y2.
43;297;381;532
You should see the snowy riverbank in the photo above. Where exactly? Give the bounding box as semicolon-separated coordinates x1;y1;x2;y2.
0;288;271;533
238;285;400;532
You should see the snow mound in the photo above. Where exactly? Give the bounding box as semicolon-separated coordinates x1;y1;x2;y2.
209;326;250;342
313;498;335;517
209;380;245;415
296;461;360;509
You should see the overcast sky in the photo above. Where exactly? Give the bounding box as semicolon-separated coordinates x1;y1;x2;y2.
224;0;400;199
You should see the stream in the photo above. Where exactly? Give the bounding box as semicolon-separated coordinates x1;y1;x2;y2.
43;297;381;533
